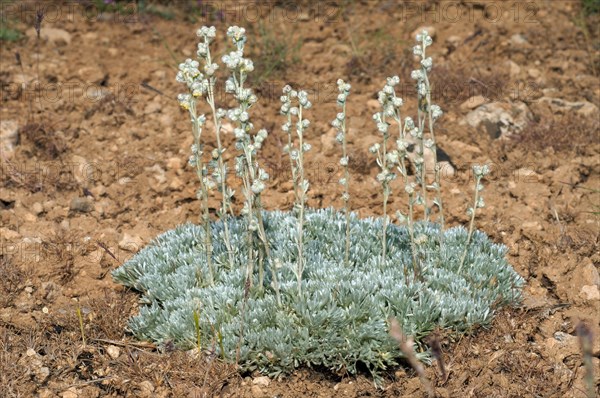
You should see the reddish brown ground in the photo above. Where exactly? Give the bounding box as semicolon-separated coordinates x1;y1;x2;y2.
1;1;599;397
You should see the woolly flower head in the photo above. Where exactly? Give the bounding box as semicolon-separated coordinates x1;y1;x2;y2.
298;90;311;109
177;59;201;86
337;79;351;93
197;42;208;58
386;76;400;86
430;104;443;120
227;26;247;50
416;30;433;47
421;57;433;71
222;51;242;69
336;79;351;105
177;93;192;110
392;97;403;108
411;69;424;81
196;26;216;41
473;164;490;177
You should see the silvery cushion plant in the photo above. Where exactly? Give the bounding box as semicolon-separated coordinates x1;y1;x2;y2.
113;26;524;382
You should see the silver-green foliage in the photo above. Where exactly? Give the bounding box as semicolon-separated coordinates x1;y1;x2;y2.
113;208;523;378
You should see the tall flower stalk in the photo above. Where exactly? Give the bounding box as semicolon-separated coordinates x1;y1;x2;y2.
176;60;215;285
280;86;312;295
222;26;278;302
195;26;236;267
371;77;404;265
396;116;419;280
332;79;352;267
459;164;490;271
412;30;445;233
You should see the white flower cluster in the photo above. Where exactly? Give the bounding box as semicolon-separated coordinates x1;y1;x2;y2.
332;79;351;203
467;164;491;216
411;30;443;122
280;85;312;195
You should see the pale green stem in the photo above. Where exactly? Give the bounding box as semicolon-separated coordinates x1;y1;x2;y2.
459;175;482;272
190;101;214;285
381;115;389;266
296;105;306;296
341;101;350;267
424;72;444;236
205;38;235;268
417;106;429;222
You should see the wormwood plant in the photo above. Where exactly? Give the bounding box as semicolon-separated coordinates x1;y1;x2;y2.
113;26;524;382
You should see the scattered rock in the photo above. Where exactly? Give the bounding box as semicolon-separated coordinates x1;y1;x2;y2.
107;47;119;57
537;97;599;118
22;211;37;223
580;285;600;301
460;95;487;112
463;101;532;139
36;366;51;384
412;26;436;39
82;31;98;41
26;27;72;46
41;281;60;301
70;155;94;186
439;161;455;178
138;380;155;396
107;345;121;359
510;33;528;46
146;164;166;191
70;197;94;213
77;66;106;85
119;233;144;252
367;99;380;113
320;127;338;154
252;376;270;387
521;221;542;231
250;385;265;398
528;68;541;79
447;140;481;155
506;60;521;78
91;184;106;198
153;70;166;80
514;168;542;183
446;35;461;48
221;122;234;135
166;157;183;171
60;388;79;398
38;389;58;398
0;227;21;240
169;177;184;191
158;114;173;128
144;100;162;114
1;120;19;156
21;348;50;383
545;332;580;363
31;202;44;215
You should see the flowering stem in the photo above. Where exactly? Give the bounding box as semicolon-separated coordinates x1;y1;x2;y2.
296;105;306;296
381;117;389;265
397;116;418;281
407;194;418;282
206;78;235;268
459;174;482;272
417;106;429;222
189;102;214;285
341;100;351;267
424;73;444;236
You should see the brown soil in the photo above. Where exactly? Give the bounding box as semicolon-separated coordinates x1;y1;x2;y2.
1;1;599;397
